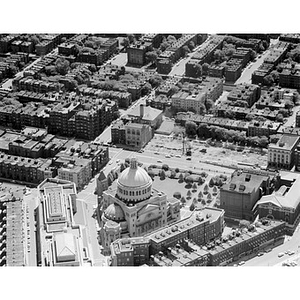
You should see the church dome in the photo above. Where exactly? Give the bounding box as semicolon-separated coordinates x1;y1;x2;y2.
118;164;151;188
117;158;152;203
104;203;125;222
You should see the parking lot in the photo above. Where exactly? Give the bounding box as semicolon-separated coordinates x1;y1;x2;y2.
145;134;268;169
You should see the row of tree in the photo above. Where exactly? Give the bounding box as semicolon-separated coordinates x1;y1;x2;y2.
185;121;270;148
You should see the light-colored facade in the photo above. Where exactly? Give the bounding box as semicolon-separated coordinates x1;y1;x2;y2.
100;158;180;254
57;158;92;190
125;122;152;149
36;178;92;266
268;134;300;170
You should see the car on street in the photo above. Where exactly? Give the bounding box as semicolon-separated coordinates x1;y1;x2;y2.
165;154;171;158
154;152;159;155
257;252;264;257
175;155;181;158
278;252;284;258
109;161;113;165
116;159;120;163
186;157;191;161
157;160;162;163
288;250;295;256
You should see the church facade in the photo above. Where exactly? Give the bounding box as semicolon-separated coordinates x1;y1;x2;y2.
100;158;180;254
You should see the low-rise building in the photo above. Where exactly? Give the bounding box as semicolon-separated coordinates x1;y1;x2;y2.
110;237;150;266
127;104;163;129
125;122;152;150
55;155;92;190
255;171;300;234
268;134;300;170
148;208;225;255
0;152;55;184
220;171;275;221
227;83;261;107
0;194;28;266
35;178;91;266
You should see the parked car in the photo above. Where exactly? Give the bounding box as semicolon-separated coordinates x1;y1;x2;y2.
165;154;171;158
186;157;191;161
257;252;264;257
238;261;245;266
157;160;162;163
278;252;284;258
175;155;181;158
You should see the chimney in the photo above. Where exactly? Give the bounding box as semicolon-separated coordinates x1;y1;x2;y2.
140;104;144;118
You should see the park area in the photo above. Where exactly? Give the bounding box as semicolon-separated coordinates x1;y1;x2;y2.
148;164;228;211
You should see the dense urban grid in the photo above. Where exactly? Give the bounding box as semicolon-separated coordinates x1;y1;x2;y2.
1;33;300;267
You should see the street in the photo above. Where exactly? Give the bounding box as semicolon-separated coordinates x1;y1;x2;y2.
235;38;279;85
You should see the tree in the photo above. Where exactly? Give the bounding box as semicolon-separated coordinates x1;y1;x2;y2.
127;34;135;43
121;38;130;48
276;113;284;123
170;85;179;96
185;121;197;137
212;186;218;195
178;173;184;183
188;41;195;51
175;168;180;173
162;164;169;171
187;190;192;199
257;136;269;148
149;75;163;88
189;203;195;211
197;123;210;139
205;99;214;111
145;51;158;64
207;192;212;201
192;183;197;191
198;176;204;185
209;177;216;187
141;83;152;96
173;192;181;199
193;63;202;77
263;75;274;86
159;170;166;180
198;191;203;199
55;58;70;75
181;196;186;205
204;184;209;194
167;35;176;44
202;63;209;74
170;170;176;178
182;45;191;56
214;50;226;62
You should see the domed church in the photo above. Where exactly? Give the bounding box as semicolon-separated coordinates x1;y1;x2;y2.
100;158;180;254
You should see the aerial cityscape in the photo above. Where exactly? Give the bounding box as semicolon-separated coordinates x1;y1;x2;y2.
1;32;300;267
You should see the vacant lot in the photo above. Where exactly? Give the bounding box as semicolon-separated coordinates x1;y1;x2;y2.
145;134;268;168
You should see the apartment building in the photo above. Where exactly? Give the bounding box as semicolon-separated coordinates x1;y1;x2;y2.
0;152;55;184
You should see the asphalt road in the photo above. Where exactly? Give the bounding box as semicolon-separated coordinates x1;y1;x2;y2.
243;231;300;267
168;37;213;77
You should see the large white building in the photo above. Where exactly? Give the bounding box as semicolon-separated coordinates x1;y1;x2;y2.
100;158;180;254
